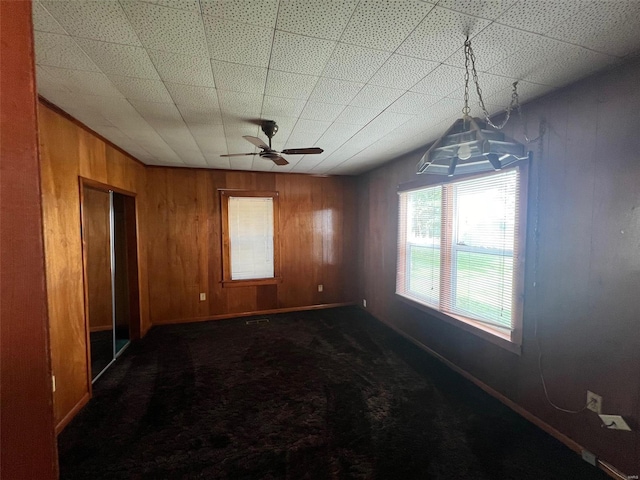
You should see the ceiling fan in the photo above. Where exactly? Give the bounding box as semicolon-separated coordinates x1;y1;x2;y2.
221;120;323;166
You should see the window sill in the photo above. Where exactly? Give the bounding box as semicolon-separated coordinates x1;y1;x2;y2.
395;293;522;355
222;277;282;288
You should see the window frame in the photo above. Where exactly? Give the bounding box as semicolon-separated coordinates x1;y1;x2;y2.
220;190;281;288
396;164;528;354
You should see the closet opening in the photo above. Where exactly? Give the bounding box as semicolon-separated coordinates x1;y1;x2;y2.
80;180;140;383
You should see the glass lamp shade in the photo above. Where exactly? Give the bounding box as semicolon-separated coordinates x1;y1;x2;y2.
417;116;529;176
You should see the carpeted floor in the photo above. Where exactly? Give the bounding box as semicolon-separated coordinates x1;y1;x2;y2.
59;307;608;479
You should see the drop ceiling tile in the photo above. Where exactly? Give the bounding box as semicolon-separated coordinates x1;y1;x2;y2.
166;83;219;109
261;96;307;118
211;61;267;94
451;23;543;72
36;66;73;94
300;102;346;122
276;0;358;40
317;122;362;148
108;76;173;102
488;36;618;87
308;77;364;104
285;119;332;148
34;32;100;71
341;0;435;51
41;0;141;45
218;91;263;117
202;17;273;67
349;85;404;110
389;91;441;115
545;1;640;57
335;106;381;125
228;157;255;170
41;66;124;97
438;0;518;20
270;32;336;76
121;1;208;56
410;64;464;97
448;71;520;104
497;0;584;35
148;50;215;87
397;6;491;62
176;103;223;125
32;2;67;34
265;71;319;100
146;0;200;12
369;54;438;90
201;0;278;28
322;43;391;83
74;38;159;79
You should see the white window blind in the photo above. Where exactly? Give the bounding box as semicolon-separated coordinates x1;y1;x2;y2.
397;169;521;332
228;196;274;280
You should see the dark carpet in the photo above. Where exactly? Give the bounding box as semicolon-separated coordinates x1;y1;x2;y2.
59;307;607;479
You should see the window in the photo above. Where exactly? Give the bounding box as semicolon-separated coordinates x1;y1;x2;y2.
396;168;525;348
220;190;280;286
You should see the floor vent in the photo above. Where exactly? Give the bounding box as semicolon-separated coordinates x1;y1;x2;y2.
245;318;270;325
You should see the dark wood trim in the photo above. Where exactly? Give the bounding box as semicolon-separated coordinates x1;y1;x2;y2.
220;190;281;284
368;309;627;480
55;392;90;436
222;277;283;288
80;176;137;197
78;180;94;400
145;163;342;177
153;302;357;325
38;96;147;168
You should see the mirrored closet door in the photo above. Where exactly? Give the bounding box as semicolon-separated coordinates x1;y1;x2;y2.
81;183;139;382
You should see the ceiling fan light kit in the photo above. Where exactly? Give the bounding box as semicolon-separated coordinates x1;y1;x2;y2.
221;119;323;166
417;36;529;176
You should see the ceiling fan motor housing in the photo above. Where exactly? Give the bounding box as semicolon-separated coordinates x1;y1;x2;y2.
261;120;278;139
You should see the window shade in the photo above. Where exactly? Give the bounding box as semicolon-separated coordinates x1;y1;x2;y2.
397;169;520;332
228;196;274;280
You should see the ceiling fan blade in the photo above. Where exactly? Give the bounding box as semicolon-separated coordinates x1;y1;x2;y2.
243;135;269;150
280;147;324;155
220;153;257;157
271;155;289;166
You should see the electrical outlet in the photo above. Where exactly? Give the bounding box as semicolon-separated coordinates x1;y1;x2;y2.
599;414;632;431
363;299;367;308
318;284;323;292
199;293;206;301
52;375;56;392
587;391;602;414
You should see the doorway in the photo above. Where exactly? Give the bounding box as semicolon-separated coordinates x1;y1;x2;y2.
81;182;140;382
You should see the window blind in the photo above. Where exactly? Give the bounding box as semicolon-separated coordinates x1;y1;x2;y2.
397;169;520;332
228;196;274;280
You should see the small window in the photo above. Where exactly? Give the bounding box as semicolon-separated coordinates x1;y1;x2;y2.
220;190;280;286
396;168;525;348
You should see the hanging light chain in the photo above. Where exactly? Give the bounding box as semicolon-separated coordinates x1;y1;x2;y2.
465;37;521;130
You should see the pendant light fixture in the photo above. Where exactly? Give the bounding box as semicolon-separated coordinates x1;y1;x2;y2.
417;36;530;176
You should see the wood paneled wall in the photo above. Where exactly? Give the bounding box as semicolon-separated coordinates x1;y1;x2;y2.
145;168;358;324
357;58;640;476
0;2;58;477
38;102;150;430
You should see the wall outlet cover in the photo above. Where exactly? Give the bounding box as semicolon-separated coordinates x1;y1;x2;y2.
363;299;367;307
598;414;632;431
587;390;602;414
199;293;206;301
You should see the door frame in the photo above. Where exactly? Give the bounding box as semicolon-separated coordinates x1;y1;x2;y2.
79;178;141;391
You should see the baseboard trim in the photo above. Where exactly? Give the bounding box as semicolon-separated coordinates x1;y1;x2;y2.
55;392;90;435
367;309;628;480
153;302;358;325
89;325;112;333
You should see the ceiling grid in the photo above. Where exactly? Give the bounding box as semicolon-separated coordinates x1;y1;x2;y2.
33;0;638;174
